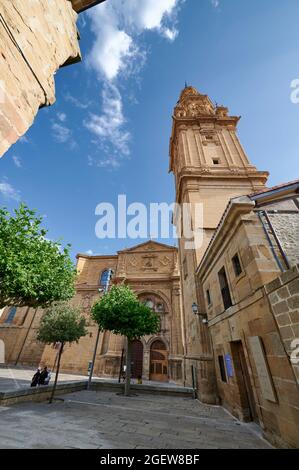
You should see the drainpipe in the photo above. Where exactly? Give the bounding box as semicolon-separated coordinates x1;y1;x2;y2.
257;211;284;272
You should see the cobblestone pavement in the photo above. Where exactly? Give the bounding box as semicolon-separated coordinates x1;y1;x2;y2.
0;390;272;449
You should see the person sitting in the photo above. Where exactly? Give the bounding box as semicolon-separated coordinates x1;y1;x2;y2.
38;366;49;385
44;370;52;385
30;367;41;387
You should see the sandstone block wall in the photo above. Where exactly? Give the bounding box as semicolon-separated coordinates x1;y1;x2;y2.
0;0;80;157
267;211;299;268
266;265;299;385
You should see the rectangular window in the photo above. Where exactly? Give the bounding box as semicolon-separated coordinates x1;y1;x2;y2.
183;257;188;279
213;158;220;165
218;355;227;383
206;289;212;306
218;267;233;310
232;253;242;276
5;307;17;324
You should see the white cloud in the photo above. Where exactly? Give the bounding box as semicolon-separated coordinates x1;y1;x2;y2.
85;249;93;256
0;179;21;201
19;135;29;144
211;0;220;7
87;0;181;81
84;0;182;166
57;112;67;122
12;155;22;168
65;93;92;109
51;122;73;145
84;83;130;162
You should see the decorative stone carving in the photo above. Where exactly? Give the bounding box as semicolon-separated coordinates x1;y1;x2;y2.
142;255;157;271
216;106;229;117
129;255;138;267
174;87;215;120
159;256;171;267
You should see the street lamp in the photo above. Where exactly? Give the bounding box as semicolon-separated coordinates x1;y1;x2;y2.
192;302;199;315
192;302;208;325
87;268;113;390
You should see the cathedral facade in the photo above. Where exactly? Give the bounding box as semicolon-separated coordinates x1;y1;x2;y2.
0;241;184;384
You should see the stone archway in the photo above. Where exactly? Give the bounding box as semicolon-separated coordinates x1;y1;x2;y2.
150;339;168;382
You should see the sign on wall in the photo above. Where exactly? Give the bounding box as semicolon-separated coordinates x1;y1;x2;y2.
225;354;234;377
0;339;4;363
249;336;277;403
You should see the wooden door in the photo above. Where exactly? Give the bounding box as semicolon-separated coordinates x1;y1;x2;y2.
150;340;168;382
231;341;258;423
131;340;143;379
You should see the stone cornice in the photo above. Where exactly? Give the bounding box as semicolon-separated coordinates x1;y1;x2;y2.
70;0;106;13
175;168;269;203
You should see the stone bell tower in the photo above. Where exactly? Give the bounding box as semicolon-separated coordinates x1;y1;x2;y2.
169;86;268;402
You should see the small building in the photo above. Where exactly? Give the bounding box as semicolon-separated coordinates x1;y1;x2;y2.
196;180;299;448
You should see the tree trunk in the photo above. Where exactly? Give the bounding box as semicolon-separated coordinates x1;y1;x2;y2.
49;342;64;404
124;338;132;396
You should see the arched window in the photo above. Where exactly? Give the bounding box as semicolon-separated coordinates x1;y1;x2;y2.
5;307;17;324
99;270;110;287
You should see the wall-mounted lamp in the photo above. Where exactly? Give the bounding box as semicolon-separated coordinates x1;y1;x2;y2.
192;303;208;325
192;302;199;315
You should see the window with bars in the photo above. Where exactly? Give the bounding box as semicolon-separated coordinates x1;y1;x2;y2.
218;267;233;310
232;253;243;276
206;289;212;306
99;270;110;287
218;355;227;383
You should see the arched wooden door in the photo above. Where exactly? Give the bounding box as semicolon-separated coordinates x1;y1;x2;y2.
150;340;168;382
131;340;143;379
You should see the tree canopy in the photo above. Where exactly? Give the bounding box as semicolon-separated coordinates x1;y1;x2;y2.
91;284;160;340
37;302;88;345
37;302;87;403
0;204;76;308
91;284;160;395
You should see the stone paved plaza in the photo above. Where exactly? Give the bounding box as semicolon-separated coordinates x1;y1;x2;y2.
0;389;272;449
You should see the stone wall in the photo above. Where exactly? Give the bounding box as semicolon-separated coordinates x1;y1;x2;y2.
197;201;299;448
266;265;299;386
267;211;299;268
0;0;80;157
207;270;299;448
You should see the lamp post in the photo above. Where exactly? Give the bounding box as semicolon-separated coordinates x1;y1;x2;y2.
192;302;208;324
87;268;113;390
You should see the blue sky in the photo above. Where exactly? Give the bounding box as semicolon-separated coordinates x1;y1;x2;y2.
0;0;299;261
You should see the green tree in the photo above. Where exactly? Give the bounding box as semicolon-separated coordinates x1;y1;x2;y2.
37;302;88;403
0;204;76;308
92;285;160;396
